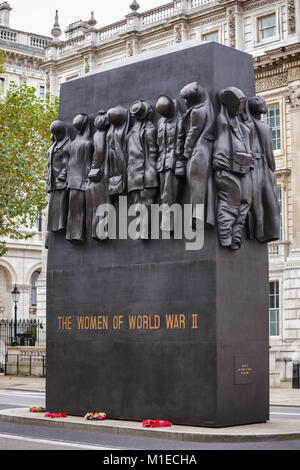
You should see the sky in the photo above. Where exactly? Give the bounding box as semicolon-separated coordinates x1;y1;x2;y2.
7;0;165;37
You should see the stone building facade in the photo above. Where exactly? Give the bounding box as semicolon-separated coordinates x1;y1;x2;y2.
38;0;300;386
0;2;50;321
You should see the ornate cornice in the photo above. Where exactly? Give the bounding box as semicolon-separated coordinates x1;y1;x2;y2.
189;12;226;27
243;0;281;12
254;45;300;92
255;72;288;92
254;44;300;73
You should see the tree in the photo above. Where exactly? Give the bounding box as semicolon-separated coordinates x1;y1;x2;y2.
0;80;59;255
0;51;4;74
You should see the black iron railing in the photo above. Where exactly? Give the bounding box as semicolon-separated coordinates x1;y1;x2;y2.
0;319;45;348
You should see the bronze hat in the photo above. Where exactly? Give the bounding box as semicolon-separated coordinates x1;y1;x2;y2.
130;100;151;119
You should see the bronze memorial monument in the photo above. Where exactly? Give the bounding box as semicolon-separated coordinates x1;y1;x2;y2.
46;41;280;427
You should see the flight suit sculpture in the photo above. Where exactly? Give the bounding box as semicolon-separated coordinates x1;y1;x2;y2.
213;87;253;250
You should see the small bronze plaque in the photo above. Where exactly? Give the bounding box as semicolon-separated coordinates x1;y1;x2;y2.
234;356;254;385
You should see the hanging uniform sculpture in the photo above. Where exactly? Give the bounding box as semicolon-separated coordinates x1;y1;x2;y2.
127;100;159;208
66;113;94;242
180;82;215;227
47;120;70;234
86;110;110;240
243;96;281;243
213;87;254;250
156;95;186;231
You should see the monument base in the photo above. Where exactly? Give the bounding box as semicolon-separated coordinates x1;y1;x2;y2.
46;227;269;428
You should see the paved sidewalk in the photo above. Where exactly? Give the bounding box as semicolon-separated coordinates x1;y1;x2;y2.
270;388;300;407
0;374;45;393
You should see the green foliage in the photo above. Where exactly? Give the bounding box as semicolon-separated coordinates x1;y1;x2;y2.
0;81;59;255
0;51;5;74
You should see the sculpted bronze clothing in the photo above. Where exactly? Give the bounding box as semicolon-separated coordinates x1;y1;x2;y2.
213;105;253;247
157;114;185;173
86;126;108;239
251;118;280;243
66;133;94;242
242;101;280;243
106;109;130;195
67;137;94;191
47;136;70;232
47;136;69;192
242;113;265;240
127;120;159;194
156;103;185;208
182;90;215;226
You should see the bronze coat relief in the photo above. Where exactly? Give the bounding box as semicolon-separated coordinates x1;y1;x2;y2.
66;113;94;242
47;120;70;234
127;100;159;208
86;110;110;240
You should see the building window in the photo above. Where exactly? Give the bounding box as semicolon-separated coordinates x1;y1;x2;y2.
269;281;280;337
263;103;281;151
258;13;277;41
66;74;79;81
202;31;219;42
277;187;283;240
39;85;45;100
0;78;4;90
31;271;40;307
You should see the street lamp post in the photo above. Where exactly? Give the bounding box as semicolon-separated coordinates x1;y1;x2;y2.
11;284;20;346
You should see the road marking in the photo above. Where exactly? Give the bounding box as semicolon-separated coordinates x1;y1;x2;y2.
270;412;300;416
0;391;44;397
0;402;33;407
0;433;122;450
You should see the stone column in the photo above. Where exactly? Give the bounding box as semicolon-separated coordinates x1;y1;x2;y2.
226;6;236;48
287;81;300;252
282;79;300;348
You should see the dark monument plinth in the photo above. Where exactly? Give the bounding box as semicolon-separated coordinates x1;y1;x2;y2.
46;41;272;427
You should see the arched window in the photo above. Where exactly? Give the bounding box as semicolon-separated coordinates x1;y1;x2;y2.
31;271;40;307
0;265;12;319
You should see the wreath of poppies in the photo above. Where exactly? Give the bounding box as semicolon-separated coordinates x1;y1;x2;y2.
84;412;108;421
44;413;67;418
142;419;172;428
29;406;46;413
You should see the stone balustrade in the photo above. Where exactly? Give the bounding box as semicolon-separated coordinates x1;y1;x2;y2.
0;27;16;42
98;20;127;41
141;2;175;25
0;26;50;52
46;0;215;60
